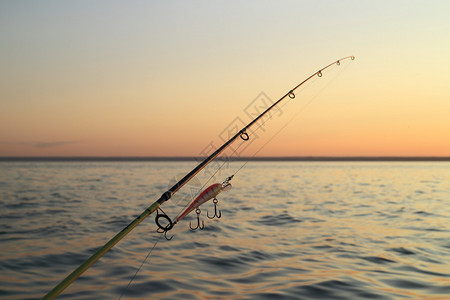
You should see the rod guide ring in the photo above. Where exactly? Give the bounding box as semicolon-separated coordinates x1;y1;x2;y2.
240;131;249;141
155;209;173;231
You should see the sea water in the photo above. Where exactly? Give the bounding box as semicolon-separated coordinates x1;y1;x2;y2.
0;161;449;299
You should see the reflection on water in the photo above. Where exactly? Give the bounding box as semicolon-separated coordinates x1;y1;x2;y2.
0;161;449;299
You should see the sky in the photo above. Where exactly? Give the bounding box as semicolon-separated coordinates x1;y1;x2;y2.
1;0;449;157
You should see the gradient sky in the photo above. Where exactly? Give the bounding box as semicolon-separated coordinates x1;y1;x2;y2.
1;0;449;157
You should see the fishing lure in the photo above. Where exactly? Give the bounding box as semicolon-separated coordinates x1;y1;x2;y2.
176;178;232;229
155;176;233;238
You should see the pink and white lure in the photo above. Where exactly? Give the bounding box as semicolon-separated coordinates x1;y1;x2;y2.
175;182;232;224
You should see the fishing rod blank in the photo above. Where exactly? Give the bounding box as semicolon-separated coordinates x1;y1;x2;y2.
43;56;355;299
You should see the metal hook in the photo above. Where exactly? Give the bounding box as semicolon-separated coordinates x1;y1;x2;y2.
288;91;295;99
155;209;174;240
207;198;222;219
156;226;174;240
190;208;204;230
317;70;323;77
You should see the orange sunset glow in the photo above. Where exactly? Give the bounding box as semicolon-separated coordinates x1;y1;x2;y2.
1;1;450;157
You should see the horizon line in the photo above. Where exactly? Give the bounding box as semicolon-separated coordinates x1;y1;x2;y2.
1;156;450;162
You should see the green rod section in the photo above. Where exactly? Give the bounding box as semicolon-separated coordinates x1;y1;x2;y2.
42;201;161;300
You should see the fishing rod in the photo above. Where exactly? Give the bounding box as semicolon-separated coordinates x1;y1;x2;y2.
43;55;355;299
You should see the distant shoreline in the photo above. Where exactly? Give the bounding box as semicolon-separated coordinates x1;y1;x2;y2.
1;156;449;162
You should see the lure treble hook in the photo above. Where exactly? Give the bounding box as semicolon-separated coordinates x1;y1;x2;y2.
190;208;204;230
207;198;221;219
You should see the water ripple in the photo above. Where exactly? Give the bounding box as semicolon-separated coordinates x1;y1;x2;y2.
254;212;303;226
1;161;449;299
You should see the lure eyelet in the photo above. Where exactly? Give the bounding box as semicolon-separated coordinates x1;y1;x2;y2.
288;91;295;99
317;70;322;77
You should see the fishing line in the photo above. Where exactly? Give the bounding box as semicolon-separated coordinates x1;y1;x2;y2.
119;232;164;300
43;57;355;300
120;63;350;297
